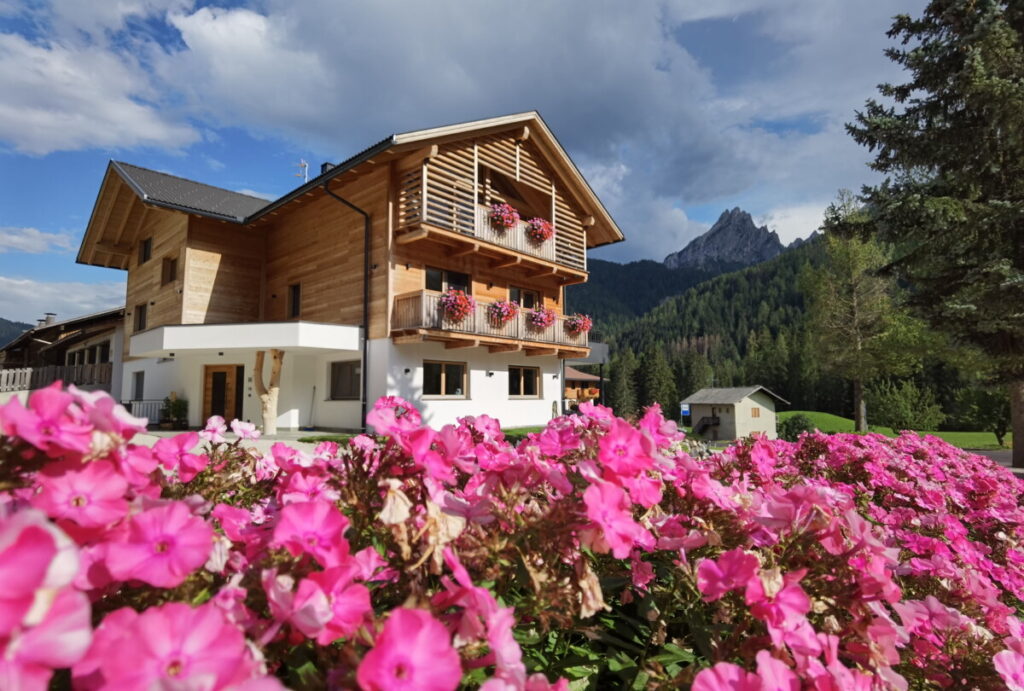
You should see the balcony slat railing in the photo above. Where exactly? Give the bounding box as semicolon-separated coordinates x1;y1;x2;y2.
473;205;557;263
392;291;588;349
0;363;113;393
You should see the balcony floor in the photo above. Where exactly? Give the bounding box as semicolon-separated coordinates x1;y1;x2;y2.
392;327;589;359
396;222;588;286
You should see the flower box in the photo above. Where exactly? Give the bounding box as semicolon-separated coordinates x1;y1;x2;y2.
486;300;519;327
525;217;554;243
526;307;556;330
438;288;475;323
564;314;593;335
489;203;520;231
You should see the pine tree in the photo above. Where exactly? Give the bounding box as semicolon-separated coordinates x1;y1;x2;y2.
607;349;639;418
677;349;713;401
849;0;1024;463
804;195;922;430
640;346;678;419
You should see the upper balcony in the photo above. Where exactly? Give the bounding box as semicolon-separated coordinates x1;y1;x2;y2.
396;156;588;285
391;290;588;358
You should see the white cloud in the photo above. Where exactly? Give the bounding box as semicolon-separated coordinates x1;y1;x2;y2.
0;227;74;254
757;202;827;245
0;33;198;154
0;277;124;323
235;188;275;201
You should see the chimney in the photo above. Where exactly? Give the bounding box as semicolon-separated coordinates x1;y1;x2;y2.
44;313;56;325
36;319;46;328
320;162;335;175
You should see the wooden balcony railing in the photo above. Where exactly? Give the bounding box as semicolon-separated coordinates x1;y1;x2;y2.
472;205;557;263
0;363;113;393
392;291;588;349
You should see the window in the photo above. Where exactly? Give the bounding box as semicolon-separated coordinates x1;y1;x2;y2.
425;267;470;293
139;237;152;264
509;366;540;398
329;361;360;400
161;257;178;286
423;361;467;398
99;342;110;363
132;371;145;400
751;407;761;418
134;304;147;332
287;283;301;318
509;287;539;309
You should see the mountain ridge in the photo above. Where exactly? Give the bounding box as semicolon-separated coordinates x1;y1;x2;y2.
664;207;785;271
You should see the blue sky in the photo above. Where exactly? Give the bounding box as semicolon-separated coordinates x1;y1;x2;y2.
0;0;923;323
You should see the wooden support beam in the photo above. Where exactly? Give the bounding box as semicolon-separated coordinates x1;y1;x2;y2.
445;339;479;350
452;243;479;258
488;344;522;353
581;215;596;227
528;267;558;278
525;348;558;357
396;229;430;245
492;256;521;269
516;126;530;142
96;242;132;255
393;333;424;345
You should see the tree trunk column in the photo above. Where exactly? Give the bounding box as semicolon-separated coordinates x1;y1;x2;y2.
1011;379;1024;468
255;349;285;437
853;379;868;432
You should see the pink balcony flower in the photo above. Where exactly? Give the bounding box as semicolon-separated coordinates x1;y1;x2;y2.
489;202;520;231
486;299;519;327
356;608;462;691
525;217;554;243
74;602;262;690
525;307;556;330
106;501;214;587
696;548;760;602
439;288;476;323
564;313;592;336
33;459;128;528
200;415;227;444
272;500;350;568
230;419;261;440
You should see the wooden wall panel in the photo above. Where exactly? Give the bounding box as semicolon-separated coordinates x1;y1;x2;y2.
182;219;264;324
124;208;187;345
264;166;391;339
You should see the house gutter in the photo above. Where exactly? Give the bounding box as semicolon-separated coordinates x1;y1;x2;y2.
322;183;372;430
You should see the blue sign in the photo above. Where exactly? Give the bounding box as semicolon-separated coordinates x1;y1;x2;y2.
680;403;690;416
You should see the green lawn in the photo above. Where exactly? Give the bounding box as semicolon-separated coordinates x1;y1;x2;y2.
299;426;548;446
778;410;1010;450
297;433;355;444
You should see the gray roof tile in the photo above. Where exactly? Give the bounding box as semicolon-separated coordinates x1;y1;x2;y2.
113;162;270;221
681;386;789;405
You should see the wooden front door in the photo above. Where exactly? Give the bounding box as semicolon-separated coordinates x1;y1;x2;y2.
203;365;244;422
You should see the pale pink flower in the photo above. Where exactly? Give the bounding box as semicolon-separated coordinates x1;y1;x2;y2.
230;419;261;440
272;500;350;567
305;566;373;644
696;548;760;601
4;383;92;456
582;479;655;559
692;662;760;690
153;432;208;482
366;396;422;437
994;649;1024;690
74;602;261;690
755;649;799;690
356;608;462;691
200;415;228;444
33;459;128;528
106;501;213;587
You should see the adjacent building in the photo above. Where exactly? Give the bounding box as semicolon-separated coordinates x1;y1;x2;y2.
682;386;788;441
74;112;623;430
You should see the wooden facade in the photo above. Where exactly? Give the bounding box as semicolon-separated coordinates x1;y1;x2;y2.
77;113;622;360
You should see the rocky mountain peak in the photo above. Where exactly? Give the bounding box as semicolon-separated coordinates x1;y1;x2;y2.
664;207;785;270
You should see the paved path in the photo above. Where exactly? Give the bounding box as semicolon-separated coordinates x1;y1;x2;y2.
132;429;326;455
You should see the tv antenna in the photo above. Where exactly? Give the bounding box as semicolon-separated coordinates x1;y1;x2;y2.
294;159;309;183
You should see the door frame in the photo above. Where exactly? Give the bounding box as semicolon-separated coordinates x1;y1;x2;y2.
202;364;245;422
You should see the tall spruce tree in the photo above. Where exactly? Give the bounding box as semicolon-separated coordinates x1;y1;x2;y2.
608;349;639;418
849;0;1024;463
640;346;678;419
804;194;922;431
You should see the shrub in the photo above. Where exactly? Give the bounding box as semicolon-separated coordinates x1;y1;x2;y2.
2;384;1024;688
778;413;813;441
867;378;946;431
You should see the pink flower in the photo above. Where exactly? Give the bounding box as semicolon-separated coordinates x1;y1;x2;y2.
272;500;350;567
33;460;128;528
745;569;812;631
696;548;760;601
305;566;373;644
597;419;653;477
356;608;462;691
755;650;799;690
366;396;422;437
106;502;213;587
692;662;760;690
74;603;262;690
153;432;208;482
200;415;227;444
230;419;261;440
994;649;1024;690
3;383;92;456
582;479;655;559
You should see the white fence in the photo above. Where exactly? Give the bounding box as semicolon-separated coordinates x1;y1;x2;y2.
0;363;113;393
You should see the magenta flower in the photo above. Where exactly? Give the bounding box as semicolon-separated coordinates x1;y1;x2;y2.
582;479;655;559
33;460;128;528
597;419;653;477
75;603;261;690
305;566;373;644
153;432;208;482
691;662;760;690
356;608;462;691
696;548;760;602
3;383;92;456
272;500;351;567
995;649;1024;690
106;502;213;587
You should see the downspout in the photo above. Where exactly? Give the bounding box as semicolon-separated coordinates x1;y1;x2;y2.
323;183;372;430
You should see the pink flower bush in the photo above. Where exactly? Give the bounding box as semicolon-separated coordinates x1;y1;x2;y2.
2;383;1024;688
489;202;520;231
486;299;520;327
525;217;554;243
438;288;475;323
564;313;593;335
525;307;556;330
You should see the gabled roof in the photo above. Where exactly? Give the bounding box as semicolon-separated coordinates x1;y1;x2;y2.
79;112;623;270
112;162;269;222
682;386;790;406
1;307;125;353
565;365;601;382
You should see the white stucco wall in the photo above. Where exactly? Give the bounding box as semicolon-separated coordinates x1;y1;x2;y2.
733;391;779;440
380;340;561;428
